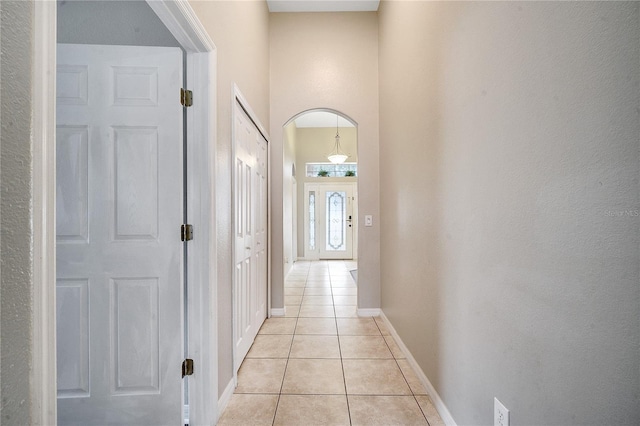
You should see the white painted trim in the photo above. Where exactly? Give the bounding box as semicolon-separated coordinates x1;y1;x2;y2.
357;308;381;317
148;2;218;425
231;93;239;383
267;126;273;319
283;108;358;128
290;178;298;272
183;51;217;426
233;84;270;142
32;2;57;424
217;378;236;422
379;311;458;426
270;307;286;317
147;0;214;51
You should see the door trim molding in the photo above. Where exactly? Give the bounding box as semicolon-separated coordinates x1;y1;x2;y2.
32;1;218;424
148;3;218;424
32;2;58;424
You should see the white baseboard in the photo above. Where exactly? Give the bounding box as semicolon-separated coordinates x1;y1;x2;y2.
217;378;235;423
379;311;457;426
270;307;286;317
357;308;381;317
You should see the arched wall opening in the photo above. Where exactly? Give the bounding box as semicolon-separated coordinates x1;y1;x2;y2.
282;109;359;278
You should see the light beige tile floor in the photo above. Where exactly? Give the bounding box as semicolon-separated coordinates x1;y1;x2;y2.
218;260;445;426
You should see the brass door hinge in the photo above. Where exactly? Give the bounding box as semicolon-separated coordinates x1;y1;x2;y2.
181;224;193;241
182;359;194;378
180;88;193;107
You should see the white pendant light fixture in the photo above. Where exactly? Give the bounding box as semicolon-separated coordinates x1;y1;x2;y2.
327;114;348;164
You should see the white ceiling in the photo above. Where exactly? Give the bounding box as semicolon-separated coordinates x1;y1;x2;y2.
267;0;380;13
294;111;355;128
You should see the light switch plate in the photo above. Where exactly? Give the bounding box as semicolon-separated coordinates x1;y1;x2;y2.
364;215;373;227
494;398;509;426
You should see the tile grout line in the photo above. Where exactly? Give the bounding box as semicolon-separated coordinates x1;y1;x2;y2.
277;262;359;426
376;319;432;426
271;267;308;426
233;261;436;425
331;266;353;426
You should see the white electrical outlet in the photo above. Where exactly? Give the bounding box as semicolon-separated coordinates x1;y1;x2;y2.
494;398;510;426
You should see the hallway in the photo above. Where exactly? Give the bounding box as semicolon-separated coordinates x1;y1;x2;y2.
218;261;445;425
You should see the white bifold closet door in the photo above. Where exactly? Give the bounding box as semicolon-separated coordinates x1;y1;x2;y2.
233;100;268;371
56;44;184;425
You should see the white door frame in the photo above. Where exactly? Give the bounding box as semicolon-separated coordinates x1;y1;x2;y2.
31;1;218;425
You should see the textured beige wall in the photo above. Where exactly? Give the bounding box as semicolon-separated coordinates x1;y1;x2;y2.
270;12;380;309
189;0;270;397
379;1;640;424
0;1;35;424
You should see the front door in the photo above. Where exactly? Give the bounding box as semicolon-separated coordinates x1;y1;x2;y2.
304;183;356;260
56;44;184;425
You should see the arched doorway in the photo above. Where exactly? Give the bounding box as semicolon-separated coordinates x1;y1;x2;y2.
282;109;358;277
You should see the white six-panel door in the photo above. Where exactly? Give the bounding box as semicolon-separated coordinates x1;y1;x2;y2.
56;44;183;425
233;101;268;371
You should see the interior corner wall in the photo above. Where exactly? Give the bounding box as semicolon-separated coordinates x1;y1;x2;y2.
0;1;35;424
189;0;271;397
270;12;380;311
378;2;640;425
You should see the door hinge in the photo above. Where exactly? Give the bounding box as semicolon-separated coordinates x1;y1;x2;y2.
182;359;194;378
180;88;193;107
181;224;193;241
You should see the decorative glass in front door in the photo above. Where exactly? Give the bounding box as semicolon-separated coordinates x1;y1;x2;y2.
309;191;316;251
326;191;347;251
